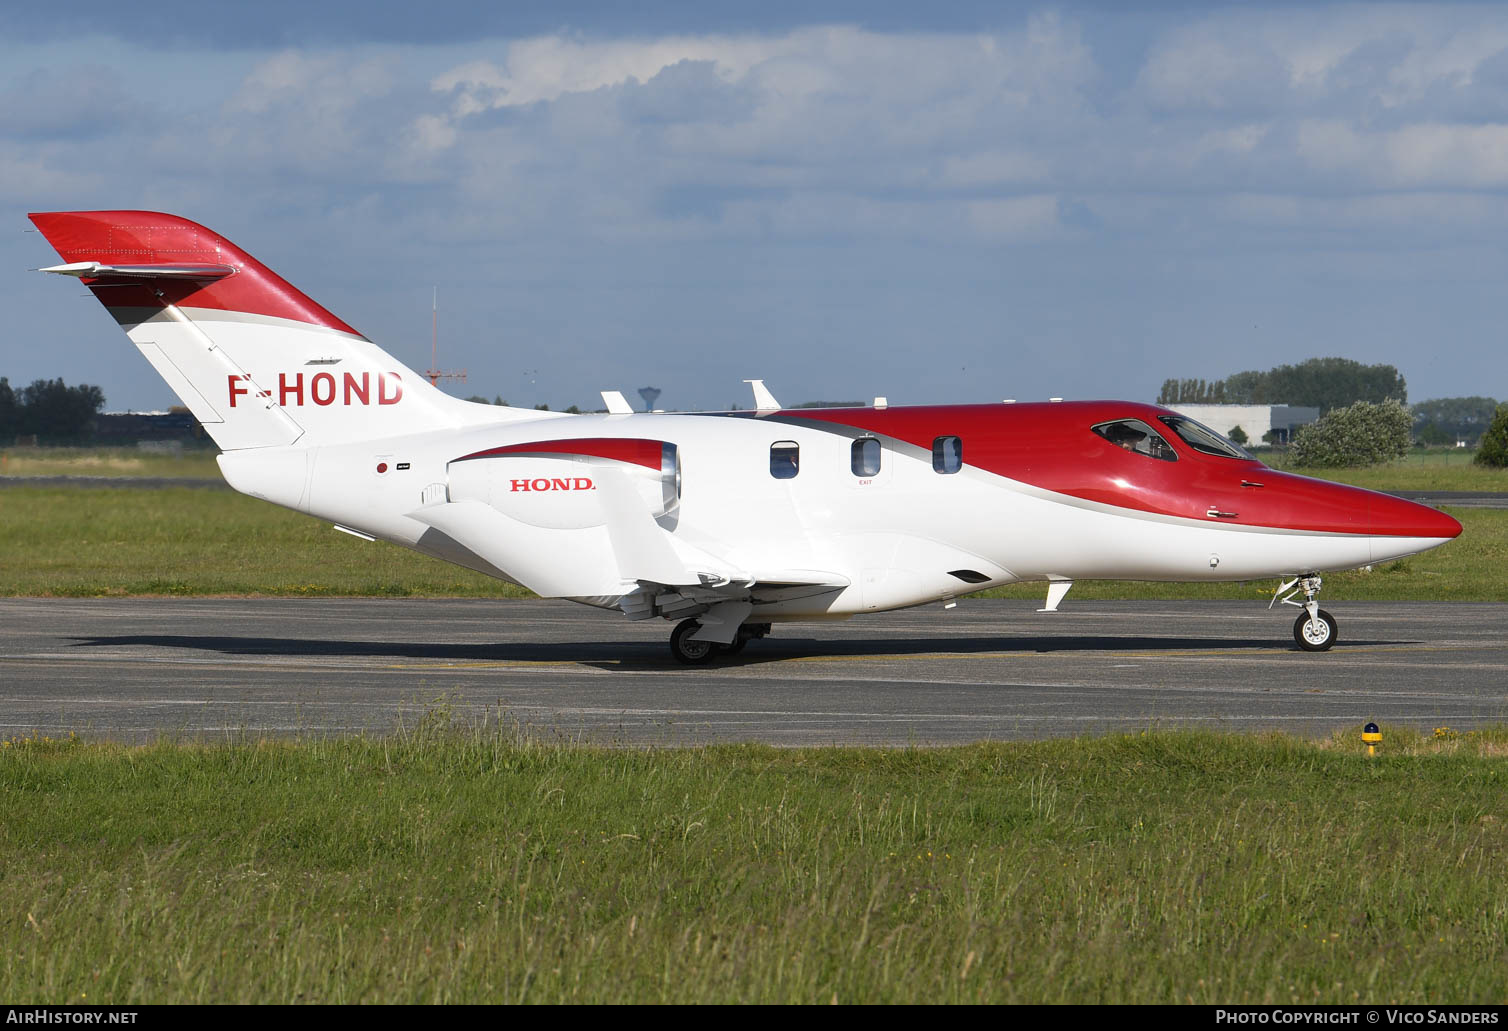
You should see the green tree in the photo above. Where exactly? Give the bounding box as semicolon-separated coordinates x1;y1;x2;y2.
1412;396;1498;446
1157;378;1226;404
1221;369;1266;403
17;378;106;442
1228;425;1249;446
1416;423;1453;447
1161;358;1407;414
1290;399;1412;467
0;377;16;441
1475;403;1508;468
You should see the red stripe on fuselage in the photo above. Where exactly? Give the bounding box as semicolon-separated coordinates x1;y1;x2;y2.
453;437;664;470
28;210;362;337
747;402;1461;540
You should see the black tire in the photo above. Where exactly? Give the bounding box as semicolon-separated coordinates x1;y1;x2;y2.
670;619;717;665
716;637;747;655
1293;609;1337;652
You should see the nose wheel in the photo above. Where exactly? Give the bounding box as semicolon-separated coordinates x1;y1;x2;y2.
1272;574;1338;652
1293;609;1337;651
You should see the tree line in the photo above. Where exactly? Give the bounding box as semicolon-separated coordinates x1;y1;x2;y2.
0;377;106;444
1157;357;1407;414
1410;396;1500;446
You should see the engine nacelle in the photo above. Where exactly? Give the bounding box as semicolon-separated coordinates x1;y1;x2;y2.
447;438;680;529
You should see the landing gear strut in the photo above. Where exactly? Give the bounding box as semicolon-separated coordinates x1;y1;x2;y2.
1272;575;1337;652
668;620;771;664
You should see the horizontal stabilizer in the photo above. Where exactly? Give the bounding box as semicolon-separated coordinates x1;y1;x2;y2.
39;261;235;280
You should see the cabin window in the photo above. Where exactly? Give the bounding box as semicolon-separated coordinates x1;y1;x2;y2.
932;436;963;474
851;437;881;477
1158;415;1253;460
770;441;800;479
1092;419;1178;462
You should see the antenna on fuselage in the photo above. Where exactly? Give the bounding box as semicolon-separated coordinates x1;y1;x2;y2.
744;379;781;412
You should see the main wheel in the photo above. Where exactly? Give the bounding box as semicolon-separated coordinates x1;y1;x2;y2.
1293;609;1337;652
670;619;717;665
716;637;747;655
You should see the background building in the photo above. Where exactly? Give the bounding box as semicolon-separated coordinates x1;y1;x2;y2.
1166;404;1319;447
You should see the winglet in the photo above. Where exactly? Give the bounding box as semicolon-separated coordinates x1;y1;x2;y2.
601;390;633;415
744;379;780;412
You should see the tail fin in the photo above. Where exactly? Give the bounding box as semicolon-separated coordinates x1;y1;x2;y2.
29;210;540;450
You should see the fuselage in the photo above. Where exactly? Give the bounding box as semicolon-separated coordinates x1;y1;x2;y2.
219;399;1462;621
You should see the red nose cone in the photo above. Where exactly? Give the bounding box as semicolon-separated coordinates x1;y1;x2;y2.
1247;472;1462;538
1368;492;1462;540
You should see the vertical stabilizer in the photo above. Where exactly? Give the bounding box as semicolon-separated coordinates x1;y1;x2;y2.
30;210;545;449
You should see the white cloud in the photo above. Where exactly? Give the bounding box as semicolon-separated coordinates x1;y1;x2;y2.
1136;6;1508;113
965;195;1061;239
226;51;397;115
1297;119;1508;187
940;151;1052;188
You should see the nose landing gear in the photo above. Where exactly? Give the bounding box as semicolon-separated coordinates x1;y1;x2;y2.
1294;608;1337;651
1272;574;1337;652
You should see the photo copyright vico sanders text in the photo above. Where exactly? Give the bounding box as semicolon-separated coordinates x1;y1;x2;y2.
1217;1013;1498;1025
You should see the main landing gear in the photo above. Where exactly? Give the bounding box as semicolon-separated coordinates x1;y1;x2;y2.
1272;574;1337;652
669;619;771;665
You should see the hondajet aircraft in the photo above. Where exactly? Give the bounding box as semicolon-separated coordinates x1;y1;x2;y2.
29;210;1462;661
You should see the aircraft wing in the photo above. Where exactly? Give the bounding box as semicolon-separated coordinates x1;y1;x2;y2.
616;569;849;621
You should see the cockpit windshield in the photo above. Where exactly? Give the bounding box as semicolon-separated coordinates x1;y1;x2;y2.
1157;416;1253;460
1092;419;1178;462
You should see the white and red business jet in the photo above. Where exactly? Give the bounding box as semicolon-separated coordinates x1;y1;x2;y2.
30;211;1461;662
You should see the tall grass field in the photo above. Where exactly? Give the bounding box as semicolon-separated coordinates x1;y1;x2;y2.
2;726;1506;1004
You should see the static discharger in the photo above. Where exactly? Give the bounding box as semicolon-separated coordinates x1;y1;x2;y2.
1363;722;1382;757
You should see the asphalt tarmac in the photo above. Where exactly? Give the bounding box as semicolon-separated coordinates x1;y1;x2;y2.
1;597;1504;745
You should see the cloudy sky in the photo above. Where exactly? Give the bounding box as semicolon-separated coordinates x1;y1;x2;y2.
5;1;1506;412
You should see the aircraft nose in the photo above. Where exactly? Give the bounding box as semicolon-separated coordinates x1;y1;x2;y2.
1368;492;1462;541
1367;492;1461;565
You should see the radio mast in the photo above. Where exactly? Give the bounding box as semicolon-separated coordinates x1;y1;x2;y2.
424;287;468;389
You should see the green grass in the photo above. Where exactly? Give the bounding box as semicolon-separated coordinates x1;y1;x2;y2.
0;446;223;480
2;725;1506;1003
0;487;527;597
1271;448;1508;492
2;487;1498;600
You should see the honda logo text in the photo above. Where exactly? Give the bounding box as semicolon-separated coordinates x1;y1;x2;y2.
510;478;596;492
